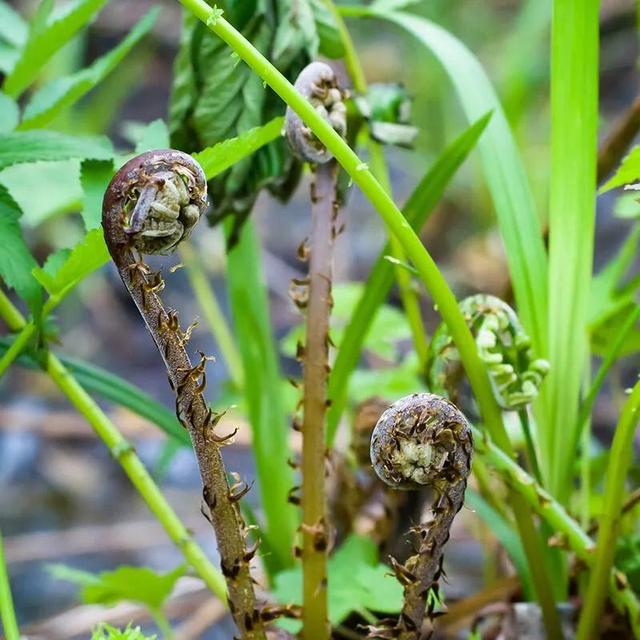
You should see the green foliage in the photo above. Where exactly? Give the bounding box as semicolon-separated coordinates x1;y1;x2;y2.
193;116;284;180
32;228;110;306
49;563;185;611
169;0;333;242
2;0;108;99
273;535;403;631
601;146;640;193
0;130;112;170
91;624;156;640
19;8;159;130
0;185;41;313
80;159;115;230
367;8;548;356
327;113;491;443
0;93;19;133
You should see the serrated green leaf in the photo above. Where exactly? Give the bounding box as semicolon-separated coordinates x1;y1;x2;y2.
19;8;158;130
51;563;185;611
0;92;19;133
80;159;114;230
600;146;640;193
2;0;108;99
0;131;112;170
273;535;403;631
82;565;185;610
309;0;345;58
32;228;109;303
0;159;83;226
92;623;157;640
370;0;421;10
192;116;284;180
134;118;170;154
0;184;42;312
0;1;28;46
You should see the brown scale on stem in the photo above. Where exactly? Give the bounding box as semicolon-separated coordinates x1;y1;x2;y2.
285;62;347;640
367;393;473;640
102;149;265;640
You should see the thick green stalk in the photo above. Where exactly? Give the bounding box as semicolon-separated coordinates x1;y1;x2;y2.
0;321;34;378
473;424;640;637
545;0;600;499
577;379;640;639
0;531;20;640
176;4;561;633
179;244;244;389
0;291;227;603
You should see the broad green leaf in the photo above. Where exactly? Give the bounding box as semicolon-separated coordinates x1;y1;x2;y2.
2;0;108;99
273;535;403;631
32;228;109;303
366;8;548;355
92;624;157;640
225;220;296;573
0;42;20;75
80;159;114;230
0;92;18;133
614;192;640;219
0;340;190;446
370;0;421;10
327;113;491;443
51;563;185;611
600;146;640;193
193;117;284;180
309;0;345;58
0;185;42;312
0;130;112;170
0;1;28;46
19;9;158;130
134;119;170;154
0;159;83;226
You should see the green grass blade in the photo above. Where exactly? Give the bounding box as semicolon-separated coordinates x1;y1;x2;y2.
19;8;158;130
225;219;296;573
545;0;600;499
0;339;190;446
2;0;108;99
327;113;491;443
352;7;549;357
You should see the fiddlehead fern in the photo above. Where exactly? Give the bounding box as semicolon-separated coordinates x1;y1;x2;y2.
427;294;549;410
368;393;473;639
102;150;266;640
286;62;346;640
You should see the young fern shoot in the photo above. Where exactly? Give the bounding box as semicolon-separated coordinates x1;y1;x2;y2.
369;393;473;640
102;150;265;640
285;62;347;640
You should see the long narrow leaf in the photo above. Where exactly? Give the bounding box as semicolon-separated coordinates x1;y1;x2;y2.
545;0;599;499
327;113;491;443
2;0;108;99
0;340;190;446
358;7;549;356
19;8;158;130
225;219;296;573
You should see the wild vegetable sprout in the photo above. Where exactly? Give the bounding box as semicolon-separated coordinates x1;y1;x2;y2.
0;1;639;640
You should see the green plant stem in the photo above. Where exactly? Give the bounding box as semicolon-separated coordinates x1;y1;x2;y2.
301;162;337;640
179;244;244;389
152;609;175;640
518;408;542;483
473;425;640;637
0;531;20;640
0;291;227;604
0;320;34;378
576;379;640;640
176;4;562;633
